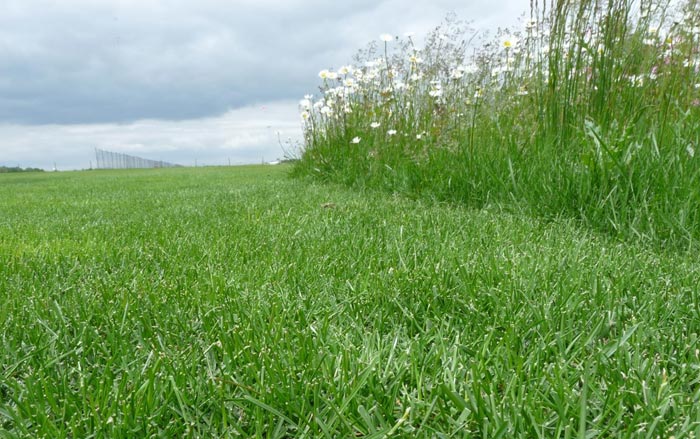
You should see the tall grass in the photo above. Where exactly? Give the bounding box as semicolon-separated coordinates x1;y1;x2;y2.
294;0;700;249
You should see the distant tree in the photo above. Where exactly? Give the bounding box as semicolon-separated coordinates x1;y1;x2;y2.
0;166;45;173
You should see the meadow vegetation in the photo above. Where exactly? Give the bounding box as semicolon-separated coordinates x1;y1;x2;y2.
295;0;700;250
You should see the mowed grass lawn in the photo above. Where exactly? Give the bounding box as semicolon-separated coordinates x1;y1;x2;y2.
1;165;700;437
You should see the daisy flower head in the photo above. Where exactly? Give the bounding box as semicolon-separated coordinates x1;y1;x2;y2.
649;68;658;80
462;64;478;75
502;36;518;49
380;33;394;42
409;54;424;64
370;122;381;129
351;136;361;144
387;129;397;136
338;65;353;75
299;98;312;110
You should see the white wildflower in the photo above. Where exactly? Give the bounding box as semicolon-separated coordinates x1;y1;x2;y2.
628;75;644;87
502;36;518;49
463;64;478;75
370;122;381;129
351;137;361;144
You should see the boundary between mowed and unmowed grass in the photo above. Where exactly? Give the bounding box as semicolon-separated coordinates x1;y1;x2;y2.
1;164;700;437
2;0;700;434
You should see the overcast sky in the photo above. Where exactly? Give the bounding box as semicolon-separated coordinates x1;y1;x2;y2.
0;0;525;170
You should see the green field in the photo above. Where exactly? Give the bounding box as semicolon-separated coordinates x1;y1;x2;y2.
1;166;699;437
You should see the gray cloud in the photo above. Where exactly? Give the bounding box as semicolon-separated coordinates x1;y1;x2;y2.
0;101;302;170
0;0;525;169
0;0;525;125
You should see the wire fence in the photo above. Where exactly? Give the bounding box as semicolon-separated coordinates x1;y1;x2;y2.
95;148;181;169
